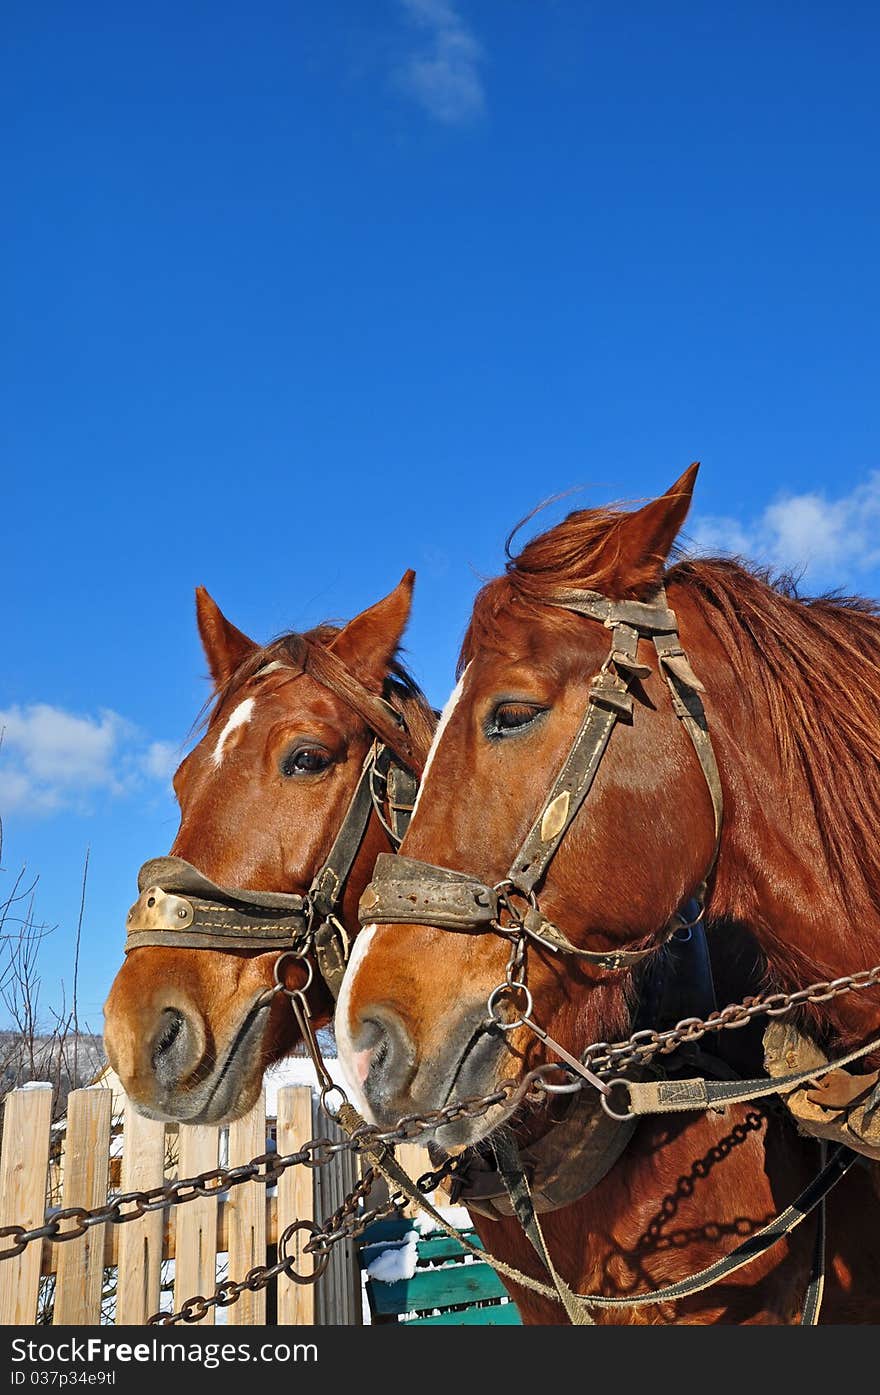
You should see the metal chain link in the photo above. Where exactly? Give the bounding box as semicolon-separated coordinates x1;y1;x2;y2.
578;961;880;1078
148;1167;409;1325
4;958;879;1280
0;1088;514;1261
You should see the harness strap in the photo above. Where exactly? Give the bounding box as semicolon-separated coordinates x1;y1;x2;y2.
605;1030;880;1120
310;746;384;998
801;1144;828;1326
492;1131;594;1325
506;623;637;896
336;1098;854;1322
387;762;419;843
494;1131;854;1318
652;628;723;864
125;858;310;953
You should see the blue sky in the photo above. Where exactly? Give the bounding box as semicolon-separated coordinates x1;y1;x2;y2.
2;1;879;1025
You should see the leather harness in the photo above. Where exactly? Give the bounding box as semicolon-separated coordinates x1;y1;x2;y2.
360;582;723;980
352;580;869;1323
124;647;420;1001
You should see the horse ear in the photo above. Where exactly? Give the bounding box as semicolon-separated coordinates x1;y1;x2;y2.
195;587;258;687
608;462;699;595
330;571;416;691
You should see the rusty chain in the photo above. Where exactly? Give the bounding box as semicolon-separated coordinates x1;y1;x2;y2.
4;957;880;1323
577;961;880;1077
149;1167;412;1325
0;1086;515;1262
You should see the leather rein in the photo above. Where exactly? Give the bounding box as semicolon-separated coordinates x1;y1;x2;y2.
124;642;420;1003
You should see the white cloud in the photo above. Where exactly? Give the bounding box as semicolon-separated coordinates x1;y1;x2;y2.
141;740;180;782
689;471;880;585
395;0;485;124
0;704;176;818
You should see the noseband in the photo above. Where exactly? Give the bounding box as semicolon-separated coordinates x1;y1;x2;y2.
359;583;723;1035
124;642;420;1001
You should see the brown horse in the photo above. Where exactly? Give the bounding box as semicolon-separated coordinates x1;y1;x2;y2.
103;576;434;1124
338;466;880;1323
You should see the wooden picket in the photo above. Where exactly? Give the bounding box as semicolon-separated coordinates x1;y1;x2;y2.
395;1141;433;1214
173;1122;220;1325
275;1085;315;1325
54;1086;113;1323
226;1091;267;1325
0;1081;482;1328
0;1085;52;1324
114;1100;165;1323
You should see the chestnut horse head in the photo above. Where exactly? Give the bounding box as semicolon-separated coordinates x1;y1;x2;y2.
104;574;434;1124
339;463;880;1147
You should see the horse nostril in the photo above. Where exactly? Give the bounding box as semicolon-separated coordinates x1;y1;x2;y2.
153;1010;183;1061
151;1008;196;1088
357;1012;415;1116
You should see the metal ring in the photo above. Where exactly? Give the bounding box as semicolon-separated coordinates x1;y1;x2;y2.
319;1082;349;1118
531;1066;583;1095
487;981;533;1031
600;1078;635;1122
273;951;315;997
492;881;539;921
278;1221;331;1285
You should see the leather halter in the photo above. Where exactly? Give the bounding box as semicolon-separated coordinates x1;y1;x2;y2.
359;583;723;971
124;647;419;1000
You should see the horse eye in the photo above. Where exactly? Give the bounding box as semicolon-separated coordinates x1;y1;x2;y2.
280;747;332;777
489;703;546;738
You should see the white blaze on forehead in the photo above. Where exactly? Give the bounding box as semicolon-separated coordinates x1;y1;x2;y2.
212;697;255;767
410;664;470;818
336;668;472;1116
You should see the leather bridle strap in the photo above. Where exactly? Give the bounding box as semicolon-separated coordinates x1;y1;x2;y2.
360;583;722;972
547;586;723;873
125;858;311;953
311;743;391;998
125;742;410;1002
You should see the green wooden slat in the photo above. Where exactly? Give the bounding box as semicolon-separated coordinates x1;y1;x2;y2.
404;1302;523;1327
415;1232;484;1263
359;1217;414;1247
368;1261;510;1316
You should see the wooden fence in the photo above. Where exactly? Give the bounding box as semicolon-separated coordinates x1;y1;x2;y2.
0;1082;430;1327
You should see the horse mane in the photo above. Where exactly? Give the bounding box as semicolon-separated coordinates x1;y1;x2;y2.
462;503;880;928
205;624;436;772
669;557;880;912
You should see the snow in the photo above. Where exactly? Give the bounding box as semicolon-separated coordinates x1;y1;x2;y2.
413;1204;471;1234
365;1231;418;1284
262;1051;349;1116
17;1080;52;1090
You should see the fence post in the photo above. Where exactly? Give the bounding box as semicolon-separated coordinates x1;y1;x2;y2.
313;1100;363;1326
395;1142;433;1216
0;1085;52;1324
115;1102;166;1324
275;1086;314;1324
226;1092;267;1326
54;1087;113;1324
174;1124;219;1325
